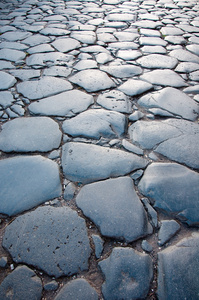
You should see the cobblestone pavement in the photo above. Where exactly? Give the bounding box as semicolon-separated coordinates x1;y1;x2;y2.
0;0;199;299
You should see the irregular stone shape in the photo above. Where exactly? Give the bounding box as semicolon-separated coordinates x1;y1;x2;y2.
134;20;162;29
80;45;110;54
141;45;166;54
97;90;132;113
71;31;96;44
28;90;94;117
190;70;199;81
92;235;104;259
0;71;16;90
141;240;153;253
26;52;73;67
17;77;72;100
186;44;199;56
27;44;55;54
22;34;50;46
107;13;135;22
100;64;142;78
62;109;126;139
0;91;15;108
169;49;199;63
139;36;167;46
0;117;62;152
99;247;153;299
76;177;152;242
62;142;148;184
129;119;199;169
160;26;184;36
116;50;142;60
0;31;32;41
54;279;98;300
64;182;76;201
113;31;139;42
175;62;199;73
158;233;199;300
69;69;116;92
118;79;153;96
0;156;61;216
108;41;139;50
3;206;91;277
0;48;26;62
137;54;178;69
43;66;72;77
9;69;41;81
74;60;97;70
138;163;199;226
122;139;144;155
140;70;187;87
51;38;81;53
158;220;180;246
0;266;42;300
44;281;58;292
138;87;199;121
165;35;186;45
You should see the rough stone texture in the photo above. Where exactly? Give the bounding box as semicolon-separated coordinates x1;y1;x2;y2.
62;109;126;139
51;38;81;53
158;220;181;246
99;247;153;299
138;163;199;226
92;235;104;259
0;156;61;216
62;142;148;184
0;71;16;90
0;91;15;108
158;233;199;300
3;206;91;277
137;54;178;69
76;177;152;242
118;79;153;96
54;279;98;300
28;90;94;117
0;117;62;152
0;266;42;300
100;64;142;78
97;90;132;113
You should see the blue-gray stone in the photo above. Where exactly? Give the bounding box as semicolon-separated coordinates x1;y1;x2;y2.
0;71;16;90
0;265;42;300
64;182;76;201
2;206;91;277
0;155;62;216
158;220;180;246
118;79;153;96
0;117;62;152
99;247;153;299
169;49;199;63
137;54;178;69
141;240;153;253
51;38;81;53
0;257;7;268
9;69;40;81
76;177;152;242
54;279;98;300
141;198;158;228
0;48;26;62
92;235;104;259
44;281;58;291
26;52;73;67
100;64;142;78
0;91;15;108
138;163;199;226
158;233;199;300
62;142;148;184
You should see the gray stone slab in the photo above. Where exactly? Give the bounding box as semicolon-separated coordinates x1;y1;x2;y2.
190;70;199;81
0;91;15;108
134;20;162;29
113;31;139;42
118;79;153;96
139;36;167;46
22;34;51;46
141;45;166;54
0;266;42;300
17;77;72;100
3;206;91;277
158;233;199;300
80;45;110;54
0;48;26;62
0;31;32;41
100;64;142;78
160;26;184;36
74;60;97;70
0;41;29;50
99;247;153;299
175;62;199;73
0;60;14;70
28;90;94;117
108;41;139;50
76;177;152;242
62;142;148;184
169;49;199;63
92;235;104;259
0;71;16;90
158;220;180;246
122;139;144;155
0;155;61;216
106;13;135;22
97;90;132;113
116;50;142;60
137;54;178;69
138;87;199;121
97;32;117;43
138;163;199;226
165;35;186;45
62;109;126;139
96;52;114;64
51;37;81;53
71;31;96;44
140;70;187;87
9;69;40;81
0;117;62;152
69;69;116;92
54;279;98;300
26;52;73;67
27;43;55;54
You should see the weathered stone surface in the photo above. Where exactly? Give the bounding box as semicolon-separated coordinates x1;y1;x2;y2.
0;71;16;90
158;233;199;300
51;38;81;53
17;77;72;100
74;60;97;70
118;79;153;96
137;54;178;69
138;87;199;121
54;279;98;300
92;235;104;259
169;49;199;63
0;156;61;216
0;31;31;41
69;69;116;92
26;52;73;67
28;90;94;117
99;247;153;299
76;177;152;242
0;117;62;152
100;64;142;78
62;142;148;184
3;206;91;277
0;91;15;108
0;266;42;300
97;90;131;113
116;49;142;60
9;69;40;81
158;220;180;246
62;109;126;139
138;163;199;226
140;70;187;87
0;48;26;62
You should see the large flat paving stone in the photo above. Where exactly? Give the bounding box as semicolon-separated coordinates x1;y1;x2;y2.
0;117;62;152
54;279;98;300
76;177;152;242
129;119;199;169
0;156;61;216
2;206;91;277
0;71;16;90
158;233;199;299
69;69;116;92
97;90;132;113
28;90;94;117
0;91;15;108
99;247;153;299
17;77;72;100
137;54;178;69
118;79;153;96
0;48;26;62
26;52;73;67
62;109;126;139
138;163;199;226
51;37;81;53
138;87;199;121
62;142;148;184
100;64;142;78
0;265;42;300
